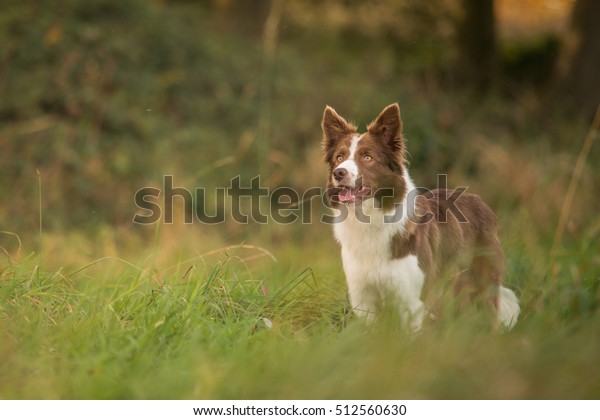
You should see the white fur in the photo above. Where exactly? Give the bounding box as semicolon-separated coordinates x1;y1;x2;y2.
498;286;520;330
334;134;362;187
333;168;425;331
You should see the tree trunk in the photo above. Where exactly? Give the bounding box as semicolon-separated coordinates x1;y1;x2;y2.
456;0;496;90
557;0;600;119
211;0;271;37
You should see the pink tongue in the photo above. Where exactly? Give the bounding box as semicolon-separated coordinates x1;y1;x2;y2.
339;188;356;202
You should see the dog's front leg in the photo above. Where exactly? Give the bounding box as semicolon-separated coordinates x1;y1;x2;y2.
397;296;425;333
347;283;379;325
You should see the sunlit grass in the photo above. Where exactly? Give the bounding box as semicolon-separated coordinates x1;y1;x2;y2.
1;222;599;399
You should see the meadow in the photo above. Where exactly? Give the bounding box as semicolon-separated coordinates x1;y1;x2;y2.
1;207;600;399
1;0;599;399
2;115;599;399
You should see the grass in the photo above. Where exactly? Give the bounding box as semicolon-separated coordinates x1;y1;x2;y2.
1;225;599;399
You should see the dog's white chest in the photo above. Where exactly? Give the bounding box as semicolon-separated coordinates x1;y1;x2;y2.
333;205;425;329
336;220;422;291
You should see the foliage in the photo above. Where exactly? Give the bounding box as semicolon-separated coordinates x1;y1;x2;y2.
1;0;589;233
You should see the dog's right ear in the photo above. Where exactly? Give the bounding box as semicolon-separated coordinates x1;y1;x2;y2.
321;106;356;150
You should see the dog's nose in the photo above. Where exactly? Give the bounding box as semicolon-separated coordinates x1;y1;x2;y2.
333;167;348;182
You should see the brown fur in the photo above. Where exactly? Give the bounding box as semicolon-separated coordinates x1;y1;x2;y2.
393;189;504;315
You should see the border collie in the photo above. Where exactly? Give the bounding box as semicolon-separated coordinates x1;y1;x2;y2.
321;103;519;331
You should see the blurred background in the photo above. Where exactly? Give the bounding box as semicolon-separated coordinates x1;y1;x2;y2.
0;0;598;273
3;0;600;400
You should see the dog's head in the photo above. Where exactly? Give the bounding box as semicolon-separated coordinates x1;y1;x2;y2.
321;103;407;210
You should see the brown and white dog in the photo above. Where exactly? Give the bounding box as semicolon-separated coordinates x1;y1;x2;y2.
322;103;519;331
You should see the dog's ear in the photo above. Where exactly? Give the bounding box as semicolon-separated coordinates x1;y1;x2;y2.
367;103;403;154
321;106;356;150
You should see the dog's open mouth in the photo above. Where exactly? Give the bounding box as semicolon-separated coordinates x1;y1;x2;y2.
338;186;372;203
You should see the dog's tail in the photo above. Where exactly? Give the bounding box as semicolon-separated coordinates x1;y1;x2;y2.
497;286;520;330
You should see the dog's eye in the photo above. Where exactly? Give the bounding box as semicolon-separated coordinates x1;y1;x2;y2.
364;155;372;161
336;155;344;162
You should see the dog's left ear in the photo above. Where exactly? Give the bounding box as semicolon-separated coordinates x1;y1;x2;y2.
367;103;403;154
